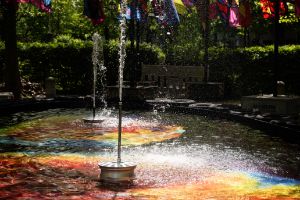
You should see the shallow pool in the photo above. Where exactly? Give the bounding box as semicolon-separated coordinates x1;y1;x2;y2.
0;108;299;199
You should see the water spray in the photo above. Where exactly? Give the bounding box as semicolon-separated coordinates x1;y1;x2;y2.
98;0;136;185
83;32;106;123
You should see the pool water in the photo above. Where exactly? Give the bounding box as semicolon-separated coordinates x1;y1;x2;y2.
0;108;299;199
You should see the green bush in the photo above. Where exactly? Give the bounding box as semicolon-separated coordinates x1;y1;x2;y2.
207;45;300;97
0;41;5;83
166;44;300;97
1;41;299;97
0;38;165;95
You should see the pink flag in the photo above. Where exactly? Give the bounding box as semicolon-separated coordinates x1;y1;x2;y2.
229;6;240;27
18;0;51;12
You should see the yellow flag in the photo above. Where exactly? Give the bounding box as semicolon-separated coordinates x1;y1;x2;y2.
174;0;188;15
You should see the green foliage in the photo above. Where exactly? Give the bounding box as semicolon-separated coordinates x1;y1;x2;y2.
280;3;300;24
0;39;164;94
16;0;120;42
207;45;300;97
158;44;300;97
0;41;3;83
138;42;166;64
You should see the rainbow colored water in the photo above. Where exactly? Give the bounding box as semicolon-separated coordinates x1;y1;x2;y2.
0;108;299;199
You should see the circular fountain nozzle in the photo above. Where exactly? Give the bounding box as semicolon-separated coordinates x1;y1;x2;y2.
99;161;137;184
82;118;104;123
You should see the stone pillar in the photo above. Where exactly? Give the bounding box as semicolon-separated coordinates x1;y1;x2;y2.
277;81;285;96
45;77;56;98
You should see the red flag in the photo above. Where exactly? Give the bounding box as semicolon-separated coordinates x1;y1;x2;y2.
83;0;105;25
296;0;300;17
216;0;228;22
209;2;218;20
260;0;287;19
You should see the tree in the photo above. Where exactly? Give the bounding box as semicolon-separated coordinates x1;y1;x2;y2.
2;1;21;99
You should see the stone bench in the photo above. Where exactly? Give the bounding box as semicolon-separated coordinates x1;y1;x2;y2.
0;92;14;101
140;64;204;98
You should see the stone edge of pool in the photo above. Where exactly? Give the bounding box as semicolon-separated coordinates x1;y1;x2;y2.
0;96;299;143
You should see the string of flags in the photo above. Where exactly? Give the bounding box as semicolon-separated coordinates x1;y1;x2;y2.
81;0;299;28
83;0;105;25
3;0;52;12
6;0;300;27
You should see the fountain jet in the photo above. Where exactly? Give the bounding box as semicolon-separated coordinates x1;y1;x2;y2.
83;33;105;123
98;0;136;185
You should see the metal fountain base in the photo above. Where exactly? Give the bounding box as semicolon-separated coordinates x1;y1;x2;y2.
99;161;137;184
82;118;104;123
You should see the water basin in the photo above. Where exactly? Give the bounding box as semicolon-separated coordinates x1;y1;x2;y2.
0;108;299;199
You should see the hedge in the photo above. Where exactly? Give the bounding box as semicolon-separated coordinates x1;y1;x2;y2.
0;38;165;95
1;40;300;97
207;45;300;97
164;44;300;97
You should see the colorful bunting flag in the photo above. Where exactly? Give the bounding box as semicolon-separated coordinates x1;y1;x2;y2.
125;5;140;20
295;0;300;17
216;0;228;22
17;0;51;12
151;0;164;22
260;0;287;19
138;0;148;20
151;0;180;27
126;0;148;21
181;0;195;7
174;0;189;15
208;2;218;20
163;0;180;25
229;4;239;27
239;0;251;27
83;0;105;25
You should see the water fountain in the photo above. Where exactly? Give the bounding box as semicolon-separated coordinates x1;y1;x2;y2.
83;32;107;124
0;1;300;198
0;108;299;199
98;0;136;185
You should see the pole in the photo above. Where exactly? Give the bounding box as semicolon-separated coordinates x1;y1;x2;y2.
117;0;127;164
93;59;96;119
273;0;279;97
117;101;122;163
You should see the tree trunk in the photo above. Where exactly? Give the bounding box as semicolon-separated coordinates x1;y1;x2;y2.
3;1;22;99
273;0;279;97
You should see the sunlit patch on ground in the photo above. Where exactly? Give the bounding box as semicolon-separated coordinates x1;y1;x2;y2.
0;153;299;199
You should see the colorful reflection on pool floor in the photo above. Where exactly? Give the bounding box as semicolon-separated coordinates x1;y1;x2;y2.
0;109;299;199
1;153;299;200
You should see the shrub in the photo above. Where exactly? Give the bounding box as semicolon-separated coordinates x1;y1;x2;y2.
208;45;300;97
0;38;165;95
1;41;299;97
166;44;300;97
